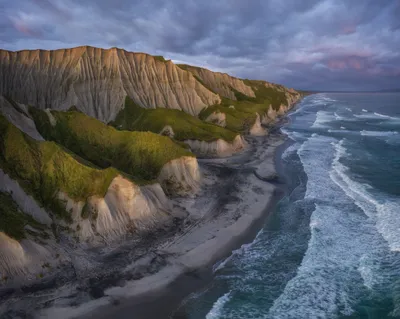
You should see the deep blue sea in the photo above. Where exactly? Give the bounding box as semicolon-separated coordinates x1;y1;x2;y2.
175;93;400;319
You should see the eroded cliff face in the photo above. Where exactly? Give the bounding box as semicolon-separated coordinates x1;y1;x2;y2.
0;232;55;280
0;172;181;282
179;64;255;100
0;96;44;141
184;135;246;158
0;47;221;122
205;111;226;127
249;113;268;136
61;175;175;241
158;156;201;196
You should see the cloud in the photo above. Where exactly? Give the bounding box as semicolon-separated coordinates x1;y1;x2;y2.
1;0;399;91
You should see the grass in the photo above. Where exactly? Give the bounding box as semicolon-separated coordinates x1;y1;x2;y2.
0;114;118;221
0;191;47;241
175;64;195;72
199;81;296;132
111;97;238;142
153;55;170;63
30;106;194;182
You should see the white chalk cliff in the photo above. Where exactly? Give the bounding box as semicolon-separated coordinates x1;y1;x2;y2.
0;96;44;141
0;47;221;122
184;135;246;158
158;156;201;196
250;113;268;136
0;232;55;281
179;64;256;100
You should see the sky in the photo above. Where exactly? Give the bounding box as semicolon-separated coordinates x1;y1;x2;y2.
1;0;400;91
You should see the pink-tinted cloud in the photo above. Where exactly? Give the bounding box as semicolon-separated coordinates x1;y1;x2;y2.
324;55;377;72
327;59;347;70
340;24;357;35
12;19;42;37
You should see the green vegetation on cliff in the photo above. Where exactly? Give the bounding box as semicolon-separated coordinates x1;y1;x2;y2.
0;191;47;240
178;65;297;132
111;97;238;142
153;55;170;63
30;107;194;182
0;115;118;221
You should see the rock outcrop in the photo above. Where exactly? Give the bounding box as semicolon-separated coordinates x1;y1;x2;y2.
0;47;221;122
0;232;55;280
0;170;52;225
184;135;246;158
61;175;175;241
249;113;268;136
159;125;175;138
178;64;255;100
205;111;226;127
0;96;44;140
158;156;201;196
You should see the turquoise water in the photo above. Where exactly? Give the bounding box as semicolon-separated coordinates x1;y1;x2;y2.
175;93;400;319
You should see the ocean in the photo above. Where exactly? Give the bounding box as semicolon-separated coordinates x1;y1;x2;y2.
173;93;400;319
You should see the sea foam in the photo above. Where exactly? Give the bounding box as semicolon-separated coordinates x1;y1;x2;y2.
330;140;400;252
360;130;398;137
205;292;232;319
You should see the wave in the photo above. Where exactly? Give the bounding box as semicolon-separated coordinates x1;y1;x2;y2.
267;134;370;318
306;95;337;107
360;130;398;137
281;142;301;160
311;111;335;128
330;140;400;252
374;112;393;119
328;129;357;134
354;112;400;122
362;109;368;112
205;292;232;319
334;112;345;120
213;236;260;273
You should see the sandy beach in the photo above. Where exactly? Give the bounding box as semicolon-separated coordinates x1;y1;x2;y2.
39;130;289;319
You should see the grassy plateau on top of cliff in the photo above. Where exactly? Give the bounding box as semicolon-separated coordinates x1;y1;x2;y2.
111;96;238;142
30;107;194;182
0;114;118;221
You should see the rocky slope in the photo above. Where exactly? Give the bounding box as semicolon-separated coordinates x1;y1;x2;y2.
0;47;220;122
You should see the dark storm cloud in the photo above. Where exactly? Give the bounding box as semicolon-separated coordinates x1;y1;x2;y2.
1;0;399;91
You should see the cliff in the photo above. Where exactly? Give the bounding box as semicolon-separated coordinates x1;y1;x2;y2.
177;64;255;100
198;79;302;132
0;46;221;122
